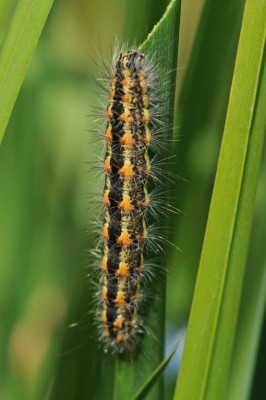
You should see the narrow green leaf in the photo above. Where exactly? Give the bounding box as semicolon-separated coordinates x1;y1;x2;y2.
167;0;245;329
0;0;54;144
0;0;16;39
227;57;266;400
174;0;266;399
132;342;180;400
122;0;169;44
113;1;181;399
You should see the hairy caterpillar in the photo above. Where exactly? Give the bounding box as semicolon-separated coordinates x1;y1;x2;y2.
92;47;172;354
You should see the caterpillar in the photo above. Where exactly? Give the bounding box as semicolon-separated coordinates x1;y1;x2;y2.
94;47;165;354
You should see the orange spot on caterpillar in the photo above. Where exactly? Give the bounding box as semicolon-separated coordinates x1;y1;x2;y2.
118;195;134;213
143;94;149;108
109;90;115;100
102;310;108;325
142;163;151;176
105;126;113;142
144;130;151;144
117;230;132;247
142;109;150;122
116;262;130;278
138;71;146;79
122;94;131;103
102;257;108;272
137;164;151;176
130;81;136;88
102;286;107;301
116;333;129;343
103;190;110;206
137;234;145;243
111;77;117;86
127;116;134;124
113;315;123;330
104;329;109;337
119;108;130;121
144;195;150;206
102;223;109;241
137;195;150;208
119;131;135;148
140;80;147;90
138;128;151;144
136;227;148;243
104;156;111;173
115;291;126;307
106;106;113;119
123;69;131;78
119;161;135;180
121;79;129;87
146;164;151;173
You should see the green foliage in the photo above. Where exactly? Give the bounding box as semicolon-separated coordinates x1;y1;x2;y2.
174;0;266;398
0;0;265;399
132;342;179;400
0;0;54;144
227;58;266;400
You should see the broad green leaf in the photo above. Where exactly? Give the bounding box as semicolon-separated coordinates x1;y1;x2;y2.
113;1;181;399
0;0;54;144
174;0;266;399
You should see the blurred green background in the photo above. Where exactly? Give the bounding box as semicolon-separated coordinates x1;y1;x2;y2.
0;0;265;399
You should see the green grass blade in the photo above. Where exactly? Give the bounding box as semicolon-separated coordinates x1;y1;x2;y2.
122;0;169;44
131;342;180;400
113;1;181;399
174;0;266;399
0;0;16;40
167;0;245;328
227;57;266;400
0;0;54;145
0;1;11;29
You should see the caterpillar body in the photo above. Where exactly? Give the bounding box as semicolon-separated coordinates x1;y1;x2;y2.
96;48;163;353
